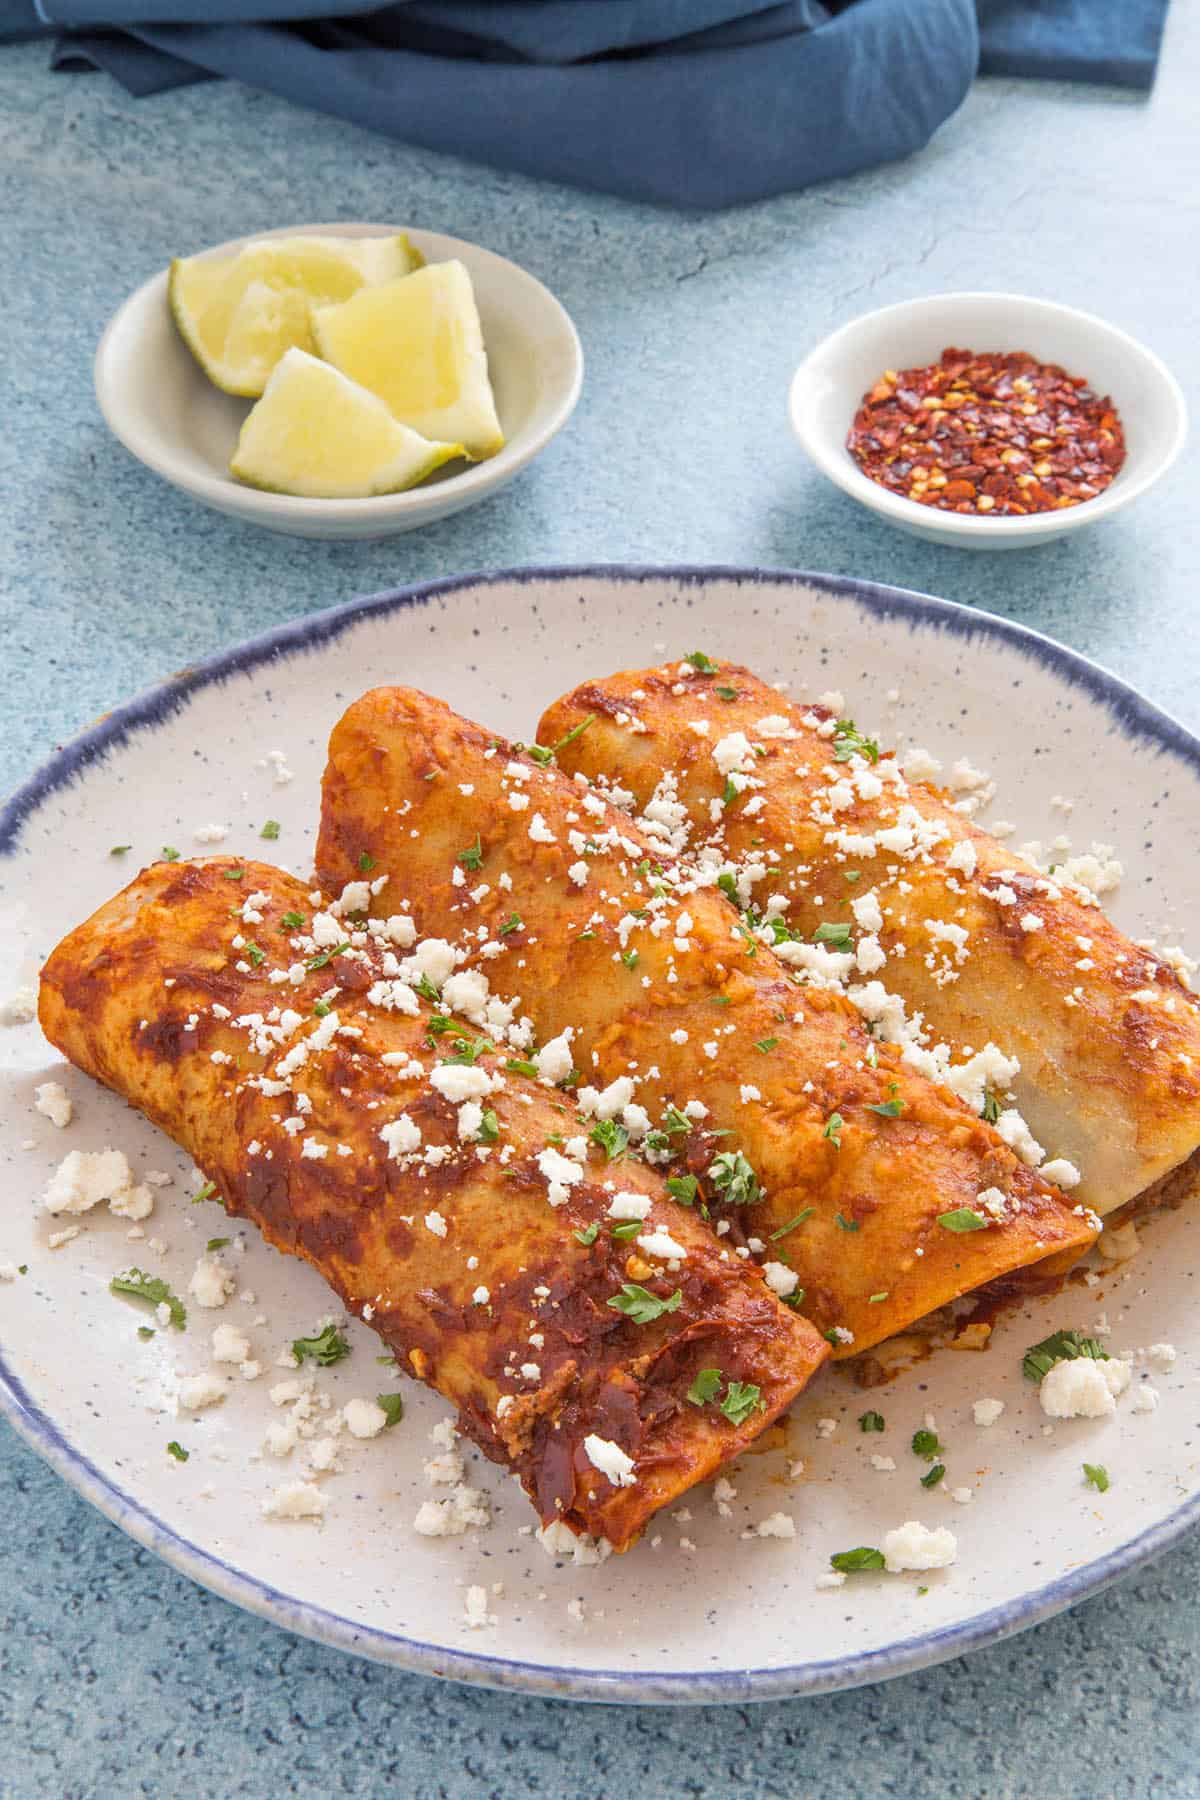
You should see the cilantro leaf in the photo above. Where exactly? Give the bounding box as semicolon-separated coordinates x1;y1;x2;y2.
981;1089;1001;1124
281;910;305;930
859;1411;885;1433
831;719;880;765
606;1283;683;1324
1083;1462;1110;1492
834;1212;860;1233
867;1097;905;1119
260;819;281;840
1022;1329;1109;1384
830;1546;885;1573
920;1463;946;1489
685;650;718;673
715;685;738;701
686;1368;722;1406
110;1268;186;1329
306;941;350;971
292;1323;351;1367
720;1381;764;1426
938;1207;987;1232
611;1220;642;1240
590;1118;630;1162
478;1109;500;1144
666;1175;699;1206
812;921;852;948
822;1112;844;1149
708;1149;762;1207
457;835;484;871
574;1222;600;1247
166;1441;189;1462
498;913;523;937
769;1207;814;1241
911;1428;942;1459
376;1393;404;1428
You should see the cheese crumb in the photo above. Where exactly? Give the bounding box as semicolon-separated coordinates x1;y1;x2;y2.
583;1434;636;1488
34;1082;73;1129
882;1521;957;1572
262;1480;328;1520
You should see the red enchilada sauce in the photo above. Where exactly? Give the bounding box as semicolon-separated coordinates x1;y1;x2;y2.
847;347;1125;516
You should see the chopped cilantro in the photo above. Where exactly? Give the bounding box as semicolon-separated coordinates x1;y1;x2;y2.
441;1036;493;1068
868;1292;889;1303
721;776;742;809
662;1105;692;1136
622;949;639;970
911;1428;942;1459
1083;1462;1110;1493
606;1283;683;1324
166;1441;189;1463
505;1057;538;1078
712;995;732;1006
137;1326;155;1341
110;1268;186;1329
920;1463;946;1489
1022;1329;1109;1384
783;1289;807;1310
859;1411;885;1433
685;650;718;673
769;1207;814;1241
686;1368;722;1406
715;685;738;701
205;1237;230;1253
223;867;245;881
260;819;281;841
292;1323;351;1367
812;921;852;948
830;1546;885;1573
306;941;349;971
720;1382;764;1426
161;846;180;862
190;1181;216;1205
831;719;880;765
843;870;861;884
754;1037;779;1054
937;1207;987;1232
717;872;738;903
281;910;305;930
313;998;332;1017
479;1109;500;1144
708;1149;762;1207
574;1222;600;1247
867;1097;905;1119
822;1112;844;1148
981;1089;1002;1124
545;714;596;759
667;1175;699;1206
414;972;440;1003
611;1220;642;1241
358;851;375;872
243;940;265;967
109;844;131;857
590;1118;630;1162
499;913;523;937
376;1393;404;1428
835;1212;860;1233
457;835;484;871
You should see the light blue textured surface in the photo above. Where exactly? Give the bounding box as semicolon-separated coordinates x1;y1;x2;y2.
1;14;1198;1794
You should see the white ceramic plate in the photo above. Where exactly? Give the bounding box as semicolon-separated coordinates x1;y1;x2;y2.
3;567;1198;1704
94;224;583;540
788;294;1187;549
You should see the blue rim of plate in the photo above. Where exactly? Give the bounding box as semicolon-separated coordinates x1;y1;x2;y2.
3;562;1199;1705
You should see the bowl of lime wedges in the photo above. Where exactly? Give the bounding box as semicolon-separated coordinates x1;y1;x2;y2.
94;222;584;540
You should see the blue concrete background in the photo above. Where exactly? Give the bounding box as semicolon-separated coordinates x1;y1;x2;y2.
1;10;1197;1793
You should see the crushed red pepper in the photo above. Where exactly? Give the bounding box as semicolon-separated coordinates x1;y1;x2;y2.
847;347;1126;516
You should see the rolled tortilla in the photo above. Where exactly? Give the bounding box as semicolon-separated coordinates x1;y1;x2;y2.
39;858;827;1550
315;687;1096;1360
538;658;1200;1219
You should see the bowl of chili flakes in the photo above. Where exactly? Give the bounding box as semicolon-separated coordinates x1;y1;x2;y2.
788;293;1186;549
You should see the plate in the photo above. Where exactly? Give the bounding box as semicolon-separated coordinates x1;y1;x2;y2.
93;224;583;540
3;566;1198;1704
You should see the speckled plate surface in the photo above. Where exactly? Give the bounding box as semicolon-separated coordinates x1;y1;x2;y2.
1;566;1198;1704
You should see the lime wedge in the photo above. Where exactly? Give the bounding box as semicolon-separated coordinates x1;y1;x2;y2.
230;349;463;499
311;260;504;461
169;233;424;397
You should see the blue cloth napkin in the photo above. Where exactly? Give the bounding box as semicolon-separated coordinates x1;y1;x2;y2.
0;0;1172;207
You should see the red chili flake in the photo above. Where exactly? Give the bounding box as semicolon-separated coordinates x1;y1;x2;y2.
846;348;1126;517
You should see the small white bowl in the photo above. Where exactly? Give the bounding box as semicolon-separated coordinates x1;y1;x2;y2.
94;222;584;540
788;292;1186;549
